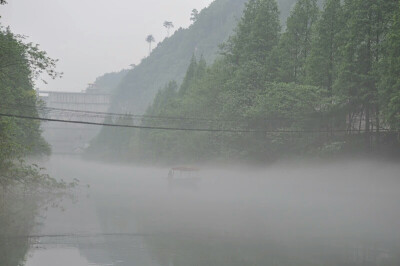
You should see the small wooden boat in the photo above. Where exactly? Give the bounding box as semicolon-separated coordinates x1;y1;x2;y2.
167;166;200;190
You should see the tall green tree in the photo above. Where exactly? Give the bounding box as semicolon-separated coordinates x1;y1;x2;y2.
0;13;75;265
306;0;343;95
220;0;281;117
145;34;155;55
379;2;400;130
179;55;198;95
190;9;199;22
151;81;179;112
336;0;398;138
278;0;319;83
163;21;174;37
222;0;281;66
0;16;62;187
219;1;300;111
0;27;59;164
179;55;207;96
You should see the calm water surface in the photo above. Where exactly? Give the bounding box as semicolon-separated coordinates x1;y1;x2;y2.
22;157;400;266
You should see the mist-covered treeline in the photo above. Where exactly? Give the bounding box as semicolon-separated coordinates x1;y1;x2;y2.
107;0;306;115
108;0;248;115
88;0;400;164
86;69;129;93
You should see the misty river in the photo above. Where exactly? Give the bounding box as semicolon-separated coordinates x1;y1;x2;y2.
21;157;400;266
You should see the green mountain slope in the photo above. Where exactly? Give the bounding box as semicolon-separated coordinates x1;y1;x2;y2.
87;0;304;159
111;0;249;114
95;0;308;115
87;69;129;93
102;0;315;115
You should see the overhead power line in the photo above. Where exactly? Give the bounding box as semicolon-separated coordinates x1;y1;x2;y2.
0;113;397;134
2;103;289;123
3;103;228;121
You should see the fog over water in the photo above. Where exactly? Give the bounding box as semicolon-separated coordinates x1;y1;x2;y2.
2;1;400;266
24;156;400;266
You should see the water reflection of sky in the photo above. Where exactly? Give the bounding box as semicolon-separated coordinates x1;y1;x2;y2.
22;157;400;266
24;234;160;266
26;247;96;266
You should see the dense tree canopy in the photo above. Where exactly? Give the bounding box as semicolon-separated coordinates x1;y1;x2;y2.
0;27;53;167
0;14;76;265
89;0;400;163
278;0;319;83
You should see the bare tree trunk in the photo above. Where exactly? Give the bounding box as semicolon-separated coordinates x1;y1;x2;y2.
376;104;380;147
365;104;371;149
348;112;352;133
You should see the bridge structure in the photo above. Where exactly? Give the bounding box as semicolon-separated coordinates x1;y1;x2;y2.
38;89;111;155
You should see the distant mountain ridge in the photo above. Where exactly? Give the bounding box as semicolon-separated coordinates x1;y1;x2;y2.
111;0;249;114
87;69;129;93
98;0;306;115
86;0;316;159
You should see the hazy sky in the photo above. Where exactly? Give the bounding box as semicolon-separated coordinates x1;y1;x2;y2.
1;0;213;92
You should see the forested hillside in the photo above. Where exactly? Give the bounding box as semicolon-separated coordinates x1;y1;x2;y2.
109;0;306;114
110;0;248;114
88;0;400;163
87;69;129;93
89;0;303;157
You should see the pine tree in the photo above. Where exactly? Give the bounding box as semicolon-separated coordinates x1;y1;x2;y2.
379;2;400;130
180;55;198;95
336;0;398;138
306;0;343;95
222;0;281;66
151;81;179;112
278;0;319;83
196;55;207;79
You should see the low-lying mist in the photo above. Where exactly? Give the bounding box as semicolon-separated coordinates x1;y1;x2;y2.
37;156;400;265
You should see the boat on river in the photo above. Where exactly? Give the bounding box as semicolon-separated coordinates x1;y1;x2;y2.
167;166;201;190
